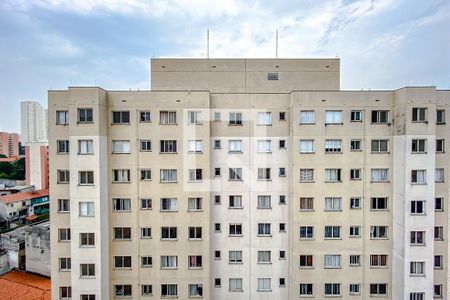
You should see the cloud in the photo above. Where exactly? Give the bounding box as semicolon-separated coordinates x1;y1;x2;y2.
41;33;82;57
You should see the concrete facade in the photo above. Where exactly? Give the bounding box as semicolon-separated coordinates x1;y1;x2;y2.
20;101;48;143
0;132;19;158
49;58;450;300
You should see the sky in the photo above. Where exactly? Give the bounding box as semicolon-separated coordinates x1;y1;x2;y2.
0;0;449;133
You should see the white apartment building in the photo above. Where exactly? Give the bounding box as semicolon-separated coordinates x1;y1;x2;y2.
49;58;450;300
21;100;48;143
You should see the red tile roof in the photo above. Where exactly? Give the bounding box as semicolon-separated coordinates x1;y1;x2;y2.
0;270;51;300
0;189;49;204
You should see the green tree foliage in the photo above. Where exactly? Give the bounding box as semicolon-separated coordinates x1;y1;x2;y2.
0;158;25;180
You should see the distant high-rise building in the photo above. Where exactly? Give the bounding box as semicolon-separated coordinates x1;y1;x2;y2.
20;101;47;143
0;132;19;158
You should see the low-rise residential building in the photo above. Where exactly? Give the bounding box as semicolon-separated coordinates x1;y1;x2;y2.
0;189;49;222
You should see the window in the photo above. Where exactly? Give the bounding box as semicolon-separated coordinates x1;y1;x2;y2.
279;223;286;232
188;227;202;240
371;168;389;182
410;292;425;300
258;223;271;236
113;227;131;240
188;111;202;124
434;255;442;269
229;224;243;236
57;140;69;154
112;111;130;124
324;255;341;268
78;140;93;154
160;169;177;182
229;195;243;208
188;140;202;153
370;226;388;239
371;110;389;123
113;198;131;211
279;112;286;121
141;227;152;238
436;139;445;153
229;278;243;292
229;140;242;153
279;251;286;259
349;255;361;266
141;198;152;210
257;195;271;209
300;226;314;239
160;198;177;211
325;226;341;239
267;72;278;80
214;278;221;288
279;168;286;177
59;287;72;299
325;110;342;124
279;139;286;149
140;169;152;181
411;170;427;184
279;278;286;287
80;233;95;246
300;169;314;182
188;284;203;297
80;294;95;300
279;195;286;205
115;285;132;297
257;140;272;153
140;140;151;152
229;168;242;180
78;108;93;123
214;251;221;260
214;140;221;149
351;110;362;122
112;140;130;153
257;112;272;125
188;256;202;268
350;139;362;151
350;197;361;209
435;168;444;182
142;284;152;296
229;112;243;125
300;197;313;211
412;139;426;153
411;201;425;214
410;261;425;276
188;198;202;211
350;169;361;180
434;226;443;240
229;251;243;263
325;197;341;211
188;169;202;182
349;283;360;295
140;111;151;122
79;202;94;217
80;263;95;277
79;171;94;185
214;223;220;232
214;168;221;176
214;112;221;121
370;255;387;267
114;256;131;268
325;283;340;296
57;170;70;184
161;256;178;269
299;283;313;296
299;255;313;267
325;139;342;153
257;278;271;292
58;199;70;213
214;195;221;205
300;110;315;124
370;284;387;296
299;139;314;153
160;140;177;153
371;197;388;210
437;109;445;124
412;107;427;122
160;111;177;125
435;285;443;298
59;257;71;271
349;226;361;237
257;168;271;180
112;169;130;183
371;139;389;153
411;231;425;246
257;251;271;263
56;110;69;125
435;197;443;211
325;169;341;182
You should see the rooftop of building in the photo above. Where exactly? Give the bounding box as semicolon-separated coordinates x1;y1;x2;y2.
0;189;48;204
0;270;51;300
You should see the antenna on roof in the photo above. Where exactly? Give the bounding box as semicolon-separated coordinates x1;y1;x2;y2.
207;29;210;59
276;29;278;58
